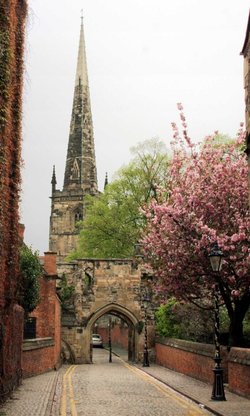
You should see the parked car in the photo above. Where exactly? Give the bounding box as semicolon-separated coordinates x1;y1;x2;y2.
92;333;103;348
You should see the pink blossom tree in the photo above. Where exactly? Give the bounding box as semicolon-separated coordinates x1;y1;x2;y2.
143;105;250;346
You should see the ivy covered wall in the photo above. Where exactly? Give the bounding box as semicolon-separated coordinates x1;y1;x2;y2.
0;0;27;401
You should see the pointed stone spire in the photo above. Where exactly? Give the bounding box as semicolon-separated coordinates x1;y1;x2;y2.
63;16;98;194
75;13;88;87
104;172;108;189
51;165;57;193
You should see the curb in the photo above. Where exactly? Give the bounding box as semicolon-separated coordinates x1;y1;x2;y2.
136;366;224;416
44;372;60;416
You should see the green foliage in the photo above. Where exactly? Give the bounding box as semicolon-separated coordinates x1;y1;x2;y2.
155;299;214;343
208;133;246;154
69;138;169;259
58;274;75;309
155;299;250;345
19;245;42;313
155;299;183;338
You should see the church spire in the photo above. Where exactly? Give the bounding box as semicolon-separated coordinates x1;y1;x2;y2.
63;16;98;194
51;165;57;193
104;172;108;189
75;13;88;87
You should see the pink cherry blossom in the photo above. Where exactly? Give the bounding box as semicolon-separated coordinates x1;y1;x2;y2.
142;106;250;346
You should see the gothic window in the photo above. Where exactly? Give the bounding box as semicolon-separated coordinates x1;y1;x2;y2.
72;158;80;179
75;211;83;223
84;269;94;292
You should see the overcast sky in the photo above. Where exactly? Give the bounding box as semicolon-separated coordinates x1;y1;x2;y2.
21;0;250;253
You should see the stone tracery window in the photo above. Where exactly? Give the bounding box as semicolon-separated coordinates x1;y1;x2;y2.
75;211;83;223
72;158;80;179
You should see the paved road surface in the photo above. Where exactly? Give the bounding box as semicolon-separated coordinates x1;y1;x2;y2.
60;348;212;416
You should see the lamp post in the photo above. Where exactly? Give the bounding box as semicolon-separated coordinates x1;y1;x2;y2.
208;243;226;401
142;293;150;367
108;316;112;363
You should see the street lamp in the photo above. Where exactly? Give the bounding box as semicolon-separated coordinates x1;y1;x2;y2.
108;316;112;363
142;293;150;367
208;243;226;401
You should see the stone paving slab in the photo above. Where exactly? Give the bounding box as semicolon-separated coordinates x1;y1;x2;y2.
0;370;61;416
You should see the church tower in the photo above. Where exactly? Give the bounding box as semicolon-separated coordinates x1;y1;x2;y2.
49;18;98;258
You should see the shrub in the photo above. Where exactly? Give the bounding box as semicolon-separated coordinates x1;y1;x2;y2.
19;245;42;313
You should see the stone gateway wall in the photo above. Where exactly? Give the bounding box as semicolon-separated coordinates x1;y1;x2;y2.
58;259;155;363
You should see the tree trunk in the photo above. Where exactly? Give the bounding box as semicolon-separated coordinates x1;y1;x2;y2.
229;315;244;347
228;296;250;347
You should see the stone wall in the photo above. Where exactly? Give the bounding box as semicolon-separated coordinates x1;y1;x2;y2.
58;259;155;363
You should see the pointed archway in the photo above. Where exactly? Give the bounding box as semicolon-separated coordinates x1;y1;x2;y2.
84;303;140;363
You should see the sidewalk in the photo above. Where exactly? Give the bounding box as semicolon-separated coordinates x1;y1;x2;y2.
137;364;250;416
0;370;62;416
112;346;250;416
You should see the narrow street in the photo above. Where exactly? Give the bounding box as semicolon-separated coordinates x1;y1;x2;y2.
58;349;211;416
2;347;250;415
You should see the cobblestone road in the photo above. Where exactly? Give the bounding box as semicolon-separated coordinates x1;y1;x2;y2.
60;349;212;416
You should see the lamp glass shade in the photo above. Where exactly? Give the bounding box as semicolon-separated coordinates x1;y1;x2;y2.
209;243;223;272
209;254;223;272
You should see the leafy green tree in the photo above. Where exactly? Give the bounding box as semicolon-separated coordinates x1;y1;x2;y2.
155;299;182;338
155;299;214;343
69;138;169;259
19;245;42;314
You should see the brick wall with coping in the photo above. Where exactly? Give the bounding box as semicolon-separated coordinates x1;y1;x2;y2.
156;338;250;398
22;252;61;377
228;347;250;398
98;325;128;349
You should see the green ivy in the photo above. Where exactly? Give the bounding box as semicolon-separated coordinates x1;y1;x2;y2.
19;245;42;313
58;273;75;308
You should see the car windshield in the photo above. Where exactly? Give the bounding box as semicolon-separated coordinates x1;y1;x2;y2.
92;334;101;339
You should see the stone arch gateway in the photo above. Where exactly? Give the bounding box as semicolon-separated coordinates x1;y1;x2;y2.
87;303;139;363
57;259;155;364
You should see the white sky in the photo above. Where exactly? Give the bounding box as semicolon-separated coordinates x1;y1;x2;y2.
21;0;250;253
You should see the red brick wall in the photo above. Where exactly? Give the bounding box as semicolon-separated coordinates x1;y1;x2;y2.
53;290;61;369
22;343;55;378
98;325;128;349
228;348;250;398
111;325;128;349
0;305;24;398
22;252;61;376
156;339;228;384
156;340;250;398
